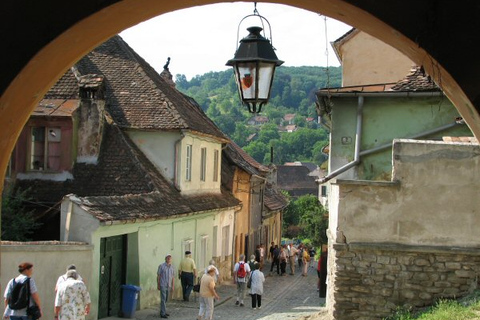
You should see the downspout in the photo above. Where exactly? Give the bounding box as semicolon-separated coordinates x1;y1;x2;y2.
173;132;185;189
319;96;364;184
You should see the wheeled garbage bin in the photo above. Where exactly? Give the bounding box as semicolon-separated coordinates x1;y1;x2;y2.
121;285;141;318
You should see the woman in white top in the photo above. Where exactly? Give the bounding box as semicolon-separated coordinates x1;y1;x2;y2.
249;264;265;310
3;262;43;320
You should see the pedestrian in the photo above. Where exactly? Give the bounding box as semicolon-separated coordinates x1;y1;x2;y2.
268;242;275;263
249;264;265;310
3;262;43;320
309;247;316;268
288;244;298;275
270;245;280;275
54;270;90;320
279;246;287;276
302;247;309;276
197;266;220;320
254;245;261;263
233;254;250;307
247;254;258;272
178;251;197;302
55;264;84;292
259;244;265;269
204;260;219;283
298;244;304;269
157;254;175;319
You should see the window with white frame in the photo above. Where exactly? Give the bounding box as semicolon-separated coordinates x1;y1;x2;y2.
183;239;194;255
185;144;192;181
30;127;62;171
221;225;230;259
213;149;219;182
200;147;207;181
199;235;208;270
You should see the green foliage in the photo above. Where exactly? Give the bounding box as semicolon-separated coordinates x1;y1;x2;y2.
384;291;480;320
282;194;328;247
175;66;340;165
1;186;40;241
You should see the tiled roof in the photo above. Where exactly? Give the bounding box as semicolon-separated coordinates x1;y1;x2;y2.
44;36;227;141
224;141;270;176
33;99;79;117
17;35;240;224
277;165;318;190
390;66;439;91
317;66;440;95
18;123;240;222
264;183;288;212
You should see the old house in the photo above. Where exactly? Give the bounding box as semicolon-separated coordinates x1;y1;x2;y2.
317;29;480;320
277;163;319;198
222;141;287;261
5;35;241;319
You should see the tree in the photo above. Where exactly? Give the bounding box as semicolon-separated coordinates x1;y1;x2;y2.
297;195;328;247
281;194;328;247
243;140;269;163
1;186;40;241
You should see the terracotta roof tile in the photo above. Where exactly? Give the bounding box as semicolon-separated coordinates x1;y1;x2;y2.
264;183;288;212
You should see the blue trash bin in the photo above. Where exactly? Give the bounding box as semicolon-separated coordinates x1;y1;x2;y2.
121;285;141;318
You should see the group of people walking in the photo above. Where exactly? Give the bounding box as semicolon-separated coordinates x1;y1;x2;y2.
3;262;90;320
158;243;316;320
269;241;314;277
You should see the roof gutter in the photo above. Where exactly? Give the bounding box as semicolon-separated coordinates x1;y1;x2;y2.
317;91;444;98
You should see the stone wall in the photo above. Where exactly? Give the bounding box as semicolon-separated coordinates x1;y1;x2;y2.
327;243;480;320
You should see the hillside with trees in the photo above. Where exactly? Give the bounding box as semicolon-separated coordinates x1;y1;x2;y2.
176;66;341;165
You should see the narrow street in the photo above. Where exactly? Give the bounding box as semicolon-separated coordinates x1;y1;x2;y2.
109;261;327;320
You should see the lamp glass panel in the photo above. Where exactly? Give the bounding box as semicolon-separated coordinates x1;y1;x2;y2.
237;62;257;100
258;62;275;99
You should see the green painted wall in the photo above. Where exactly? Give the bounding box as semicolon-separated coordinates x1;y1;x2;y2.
330;95;473;180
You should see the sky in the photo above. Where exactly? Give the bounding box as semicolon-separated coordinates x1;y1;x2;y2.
120;3;352;80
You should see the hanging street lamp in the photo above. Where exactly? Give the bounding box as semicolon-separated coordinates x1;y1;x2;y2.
226;5;284;113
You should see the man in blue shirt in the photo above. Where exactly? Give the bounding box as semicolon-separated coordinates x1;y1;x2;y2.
157;254;175;318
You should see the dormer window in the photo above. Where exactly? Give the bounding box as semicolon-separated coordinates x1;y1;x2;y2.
29;126;61;171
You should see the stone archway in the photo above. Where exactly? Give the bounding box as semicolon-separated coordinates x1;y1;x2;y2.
2;1;480;319
2;0;480;189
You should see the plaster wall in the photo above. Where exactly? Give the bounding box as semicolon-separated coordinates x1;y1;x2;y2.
331;140;480;247
233;169;251;262
0;243;93;320
340;31;414;86
127;130;180;181
177;132;222;194
329;96;472;181
61;198;235;312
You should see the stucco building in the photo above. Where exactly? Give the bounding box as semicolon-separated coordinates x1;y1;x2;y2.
317;29;480;320
4;35;242;319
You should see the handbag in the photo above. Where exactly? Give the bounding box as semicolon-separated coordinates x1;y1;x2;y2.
193;284;200;292
27;305;41;320
247;271;254;289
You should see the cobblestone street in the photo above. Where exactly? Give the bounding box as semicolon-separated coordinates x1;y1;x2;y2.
108;261;327;320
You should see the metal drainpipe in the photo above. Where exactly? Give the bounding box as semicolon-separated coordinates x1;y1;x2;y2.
319;96;364;184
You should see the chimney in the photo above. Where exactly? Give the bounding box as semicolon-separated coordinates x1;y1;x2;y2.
76;74;105;164
160;57;176;87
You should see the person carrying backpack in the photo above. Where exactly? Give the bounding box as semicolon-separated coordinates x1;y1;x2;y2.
233;254;251;307
3;262;43;320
